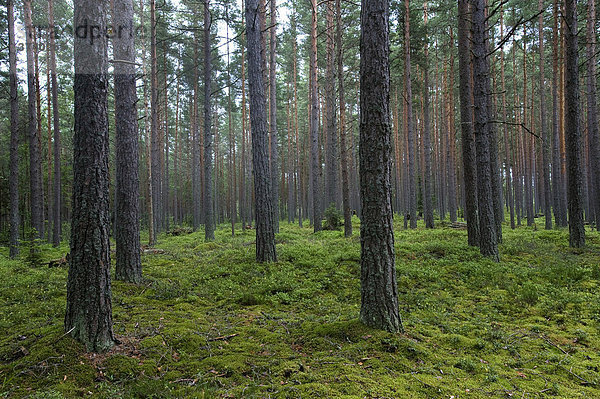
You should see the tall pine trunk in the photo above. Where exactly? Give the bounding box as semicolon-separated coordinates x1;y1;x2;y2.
471;0;498;260
564;0;585;247
8;0;19;258
457;0;479;246
66;0;115;351
246;0;277;262
309;0;322;232
359;0;401;333
204;0;215;241
586;0;600;231
24;0;44;239
114;0;142;283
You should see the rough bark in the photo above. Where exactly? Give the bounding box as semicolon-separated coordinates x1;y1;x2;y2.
500;10;515;230
564;0;585;247
192;32;201;231
404;0;417;228
138;0;155;246
66;0;115;352
310;0;322;232
325;1;339;210
246;0;277;262
24;0;44;239
269;0;280;233
114;0;142;283
471;0;499;260
204;0;215;241
48;0;62;246
359;0;401;333
337;0;352;237
8;0;19;258
539;0;552;230
423;4;434;229
586;0;600;231
457;0;479;246
150;0;161;237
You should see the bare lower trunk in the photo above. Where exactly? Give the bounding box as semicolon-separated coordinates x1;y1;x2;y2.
359;0;401;333
564;0;585;247
8;0;19;258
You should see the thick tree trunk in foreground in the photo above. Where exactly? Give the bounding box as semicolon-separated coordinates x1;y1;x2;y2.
65;0;115;352
204;0;215;241
246;0;277;262
471;0;499;260
8;0;19;258
457;0;479;246
564;0;585;247
359;0;401;333
114;0;142;283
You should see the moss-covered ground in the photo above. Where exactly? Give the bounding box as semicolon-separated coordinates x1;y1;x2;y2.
1;218;600;398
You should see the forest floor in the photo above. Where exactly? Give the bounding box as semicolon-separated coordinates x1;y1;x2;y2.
1;218;600;398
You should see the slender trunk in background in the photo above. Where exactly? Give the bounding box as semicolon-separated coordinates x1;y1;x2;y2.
325;0;339;210
246;0;277;262
500;10;515;229
162;41;170;233
564;0;585;247
49;0;62;246
8;0;19;258
359;0;401;333
471;0;498;260
404;0;417;228
539;0;552;230
447;38;458;224
423;3;434;228
310;0;322;232
586;0;600;230
150;0;161;237
240;20;247;231
114;0;142;283
139;0;154;245
204;0;215;241
192;32;201;231
269;0;280;233
337;0;352;237
551;0;562;226
24;0;44;239
66;0;115;351
457;0;479;246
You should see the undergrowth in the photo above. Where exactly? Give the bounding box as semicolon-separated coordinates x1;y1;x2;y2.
1;217;599;398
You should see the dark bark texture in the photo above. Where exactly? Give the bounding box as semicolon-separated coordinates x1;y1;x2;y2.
471;0;499;260
586;0;600;230
49;0;62;246
359;0;401;333
564;0;585;247
270;0;280;233
204;0;215;241
309;0;322;232
24;0;44;239
337;0;352;237
114;0;142;283
457;0;479;246
246;0;277;262
65;0;115;352
8;0;19;258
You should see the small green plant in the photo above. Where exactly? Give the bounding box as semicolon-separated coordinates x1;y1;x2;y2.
24;228;43;267
323;204;342;231
519;281;539;305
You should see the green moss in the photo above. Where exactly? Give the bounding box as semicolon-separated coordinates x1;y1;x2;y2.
2;223;600;398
